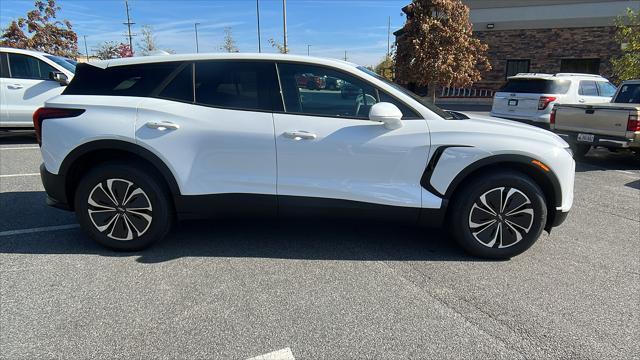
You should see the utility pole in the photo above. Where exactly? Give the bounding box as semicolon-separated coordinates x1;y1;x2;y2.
256;0;262;53
83;35;89;62
387;16;391;59
282;0;288;53
344;50;347;61
194;23;200;53
307;44;311;56
123;0;135;55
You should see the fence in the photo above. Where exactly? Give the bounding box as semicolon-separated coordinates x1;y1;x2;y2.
440;87;495;98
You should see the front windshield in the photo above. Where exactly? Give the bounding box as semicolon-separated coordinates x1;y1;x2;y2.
44;55;76;73
357;66;453;119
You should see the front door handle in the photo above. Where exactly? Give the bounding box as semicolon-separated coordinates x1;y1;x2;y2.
146;121;180;130
7;84;23;89
578;99;586;103
284;130;316;140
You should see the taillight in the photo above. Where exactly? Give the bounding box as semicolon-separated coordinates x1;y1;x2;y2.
628;114;640;132
538;96;557;110
33;107;85;146
550;108;556;125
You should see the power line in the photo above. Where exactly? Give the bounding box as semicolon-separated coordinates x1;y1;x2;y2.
123;0;135;54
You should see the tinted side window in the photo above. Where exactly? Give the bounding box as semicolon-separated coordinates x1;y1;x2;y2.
615;84;640;103
0;53;8;78
157;63;194;102
378;91;420;119
8;53;56;80
579;81;599;96
194;61;281;112
64;62;182;96
596;82;617;97
278;63;378;119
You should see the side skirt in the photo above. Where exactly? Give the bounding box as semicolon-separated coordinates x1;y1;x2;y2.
174;193;446;227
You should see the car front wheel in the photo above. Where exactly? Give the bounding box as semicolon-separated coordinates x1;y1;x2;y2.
449;171;547;259
74;162;173;251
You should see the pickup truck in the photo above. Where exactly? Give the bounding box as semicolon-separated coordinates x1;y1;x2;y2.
551;80;640;158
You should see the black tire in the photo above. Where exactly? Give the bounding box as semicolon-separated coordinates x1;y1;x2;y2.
449;171;547;259
74;162;173;251
569;143;590;159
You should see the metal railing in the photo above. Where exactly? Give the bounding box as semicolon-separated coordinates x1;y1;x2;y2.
440;87;495;98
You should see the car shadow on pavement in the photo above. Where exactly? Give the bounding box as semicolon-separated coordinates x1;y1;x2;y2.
625;179;640;190
0;131;37;145
575;148;640;172
0;191;483;263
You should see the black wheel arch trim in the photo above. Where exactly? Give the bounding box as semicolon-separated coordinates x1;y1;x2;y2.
421;146;563;208
59;139;181;196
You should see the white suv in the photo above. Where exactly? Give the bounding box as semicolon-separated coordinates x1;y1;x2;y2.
491;73;617;127
1;47;75;128
36;54;575;259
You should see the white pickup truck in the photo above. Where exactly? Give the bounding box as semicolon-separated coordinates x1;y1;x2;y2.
551;80;640;158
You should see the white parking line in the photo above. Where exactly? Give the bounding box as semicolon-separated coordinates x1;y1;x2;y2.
247;348;295;360
0;146;39;150
0;173;39;178
0;224;80;237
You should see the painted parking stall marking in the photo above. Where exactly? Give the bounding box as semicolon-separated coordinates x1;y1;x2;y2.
247;348;295;360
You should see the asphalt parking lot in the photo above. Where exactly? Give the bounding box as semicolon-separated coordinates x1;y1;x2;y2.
1;130;638;359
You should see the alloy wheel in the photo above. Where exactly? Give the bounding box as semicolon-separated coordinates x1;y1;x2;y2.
87;178;153;241
468;187;534;248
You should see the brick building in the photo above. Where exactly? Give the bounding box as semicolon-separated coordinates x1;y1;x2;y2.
396;0;638;92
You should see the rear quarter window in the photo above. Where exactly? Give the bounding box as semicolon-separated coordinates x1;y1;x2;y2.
499;79;571;94
64;62;183;97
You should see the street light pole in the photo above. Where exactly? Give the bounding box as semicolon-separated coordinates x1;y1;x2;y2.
256;0;262;53
83;35;89;62
387;16;391;58
194;23;200;53
282;0;288;53
307;44;311;56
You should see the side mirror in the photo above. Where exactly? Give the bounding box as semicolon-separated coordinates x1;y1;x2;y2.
49;71;69;86
369;102;403;130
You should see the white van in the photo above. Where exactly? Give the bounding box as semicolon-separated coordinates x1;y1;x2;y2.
490;73;616;127
0;47;75;128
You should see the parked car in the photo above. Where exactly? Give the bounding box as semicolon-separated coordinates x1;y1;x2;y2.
0;47;75;128
551;80;640;158
36;53;575;259
341;82;360;98
295;72;325;90
491;73;616;128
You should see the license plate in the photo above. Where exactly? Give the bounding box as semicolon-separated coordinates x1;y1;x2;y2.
508;99;518;106
577;133;595;142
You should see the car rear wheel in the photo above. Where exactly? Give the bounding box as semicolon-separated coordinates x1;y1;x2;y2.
74;162;173;251
449;171;547;259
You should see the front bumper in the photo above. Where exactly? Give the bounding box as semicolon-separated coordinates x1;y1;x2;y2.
546;209;569;232
40;163;72;211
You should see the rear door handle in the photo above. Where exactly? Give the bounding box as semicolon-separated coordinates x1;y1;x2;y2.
284;130;316;140
146;121;179;130
7;84;23;89
578;99;586;103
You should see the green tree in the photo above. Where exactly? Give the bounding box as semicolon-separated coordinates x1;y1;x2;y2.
395;0;491;102
374;55;395;81
0;0;78;58
612;8;640;81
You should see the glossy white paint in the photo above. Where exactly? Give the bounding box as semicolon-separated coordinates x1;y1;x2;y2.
135;98;277;196
0;47;74;127
273;113;429;208
40;53;575;216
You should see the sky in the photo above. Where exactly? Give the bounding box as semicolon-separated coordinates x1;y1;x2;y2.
0;0;409;66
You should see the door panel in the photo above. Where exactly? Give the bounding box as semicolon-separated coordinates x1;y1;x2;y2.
136;98;277;196
273;113;429;208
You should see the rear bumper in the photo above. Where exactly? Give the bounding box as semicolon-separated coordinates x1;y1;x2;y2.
40;163;72;211
554;131;640;149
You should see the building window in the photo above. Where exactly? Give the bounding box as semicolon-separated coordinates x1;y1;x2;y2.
505;59;530;79
560;59;600;74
